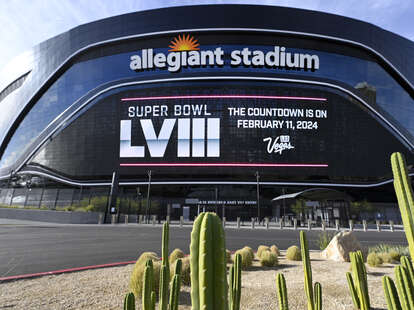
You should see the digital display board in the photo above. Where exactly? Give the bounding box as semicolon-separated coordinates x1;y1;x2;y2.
31;80;411;183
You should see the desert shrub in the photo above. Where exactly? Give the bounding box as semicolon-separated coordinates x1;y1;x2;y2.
130;259;162;298
136;252;159;266
242;246;255;262
389;250;401;262
367;252;383;267
270;245;280;256
317;231;335;250
369;244;409;258
234;248;253;269
379;253;393;264
260;251;278;267
286;245;301;261
257;245;270;259
169;248;185;264
226;249;232;263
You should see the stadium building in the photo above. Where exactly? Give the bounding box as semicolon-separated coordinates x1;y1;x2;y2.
0;5;413;223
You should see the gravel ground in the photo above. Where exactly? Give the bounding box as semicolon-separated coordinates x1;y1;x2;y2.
0;252;392;310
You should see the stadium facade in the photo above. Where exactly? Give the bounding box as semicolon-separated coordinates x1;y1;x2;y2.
0;5;413;223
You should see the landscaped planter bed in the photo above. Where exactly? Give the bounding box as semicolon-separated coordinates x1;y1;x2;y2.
0;251;390;309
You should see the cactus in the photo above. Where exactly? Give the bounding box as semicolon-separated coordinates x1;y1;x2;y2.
151;291;156;310
276;273;289;310
395;265;414;310
346;271;360;309
190;212;227;310
347;251;370;310
158;222;170;310
382;152;414;310
300;231;321;310
229;253;242;310
383;276;402;310
314;282;322;310
142;263;154;310
123;292;135;310
391;152;414;260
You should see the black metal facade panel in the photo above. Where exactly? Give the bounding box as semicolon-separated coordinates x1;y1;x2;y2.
1;4;414;179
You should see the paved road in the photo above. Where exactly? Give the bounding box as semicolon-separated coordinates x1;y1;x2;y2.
0;219;408;277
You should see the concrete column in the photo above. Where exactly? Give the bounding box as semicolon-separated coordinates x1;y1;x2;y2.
98;213;104;224
237;217;241;229
111;214;117;224
363;220;367;232
349;220;354;231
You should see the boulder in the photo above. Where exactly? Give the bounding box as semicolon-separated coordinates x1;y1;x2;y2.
321;231;364;262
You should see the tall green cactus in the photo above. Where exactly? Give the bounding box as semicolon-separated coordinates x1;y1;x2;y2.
300;231;321;310
347;251;370;310
314;282;322;310
159;222;170;310
190;212;227;310
142;262;154;310
169;260;182;310
383;276;402;310
276;273;289;310
391;152;414;259
123;292;135;310
229;253;242;310
382;152;414;310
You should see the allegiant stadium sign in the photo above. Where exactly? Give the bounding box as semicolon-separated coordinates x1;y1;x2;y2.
129;34;320;73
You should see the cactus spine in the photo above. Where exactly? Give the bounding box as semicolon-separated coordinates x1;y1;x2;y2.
229;253;242;310
123;292;135;310
347;251;370;310
159;221;170;310
276;273;289;310
190;212;227;310
391;152;414;260
300;231;321;310
383;276;402;310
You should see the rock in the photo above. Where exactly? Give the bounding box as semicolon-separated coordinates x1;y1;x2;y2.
321;231;364;262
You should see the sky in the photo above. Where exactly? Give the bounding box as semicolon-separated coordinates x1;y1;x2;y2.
1;0;414;70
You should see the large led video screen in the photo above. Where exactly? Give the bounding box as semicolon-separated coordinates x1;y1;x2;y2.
31;80;410;183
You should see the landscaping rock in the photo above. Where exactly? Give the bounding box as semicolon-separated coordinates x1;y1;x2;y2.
321;231;364;262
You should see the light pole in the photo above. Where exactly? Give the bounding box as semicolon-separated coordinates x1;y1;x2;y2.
145;170;152;223
255;171;260;222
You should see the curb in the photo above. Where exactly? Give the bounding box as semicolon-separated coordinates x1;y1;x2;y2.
0;260;136;283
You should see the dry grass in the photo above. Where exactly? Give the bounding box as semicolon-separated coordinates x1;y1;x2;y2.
0;252;393;309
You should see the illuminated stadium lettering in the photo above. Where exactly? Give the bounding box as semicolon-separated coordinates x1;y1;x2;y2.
129;35;320;72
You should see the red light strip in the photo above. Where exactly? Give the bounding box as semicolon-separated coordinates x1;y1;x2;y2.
120;163;328;167
121;94;327;101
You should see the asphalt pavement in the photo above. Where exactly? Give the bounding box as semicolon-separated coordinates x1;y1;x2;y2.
0;219;408;277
